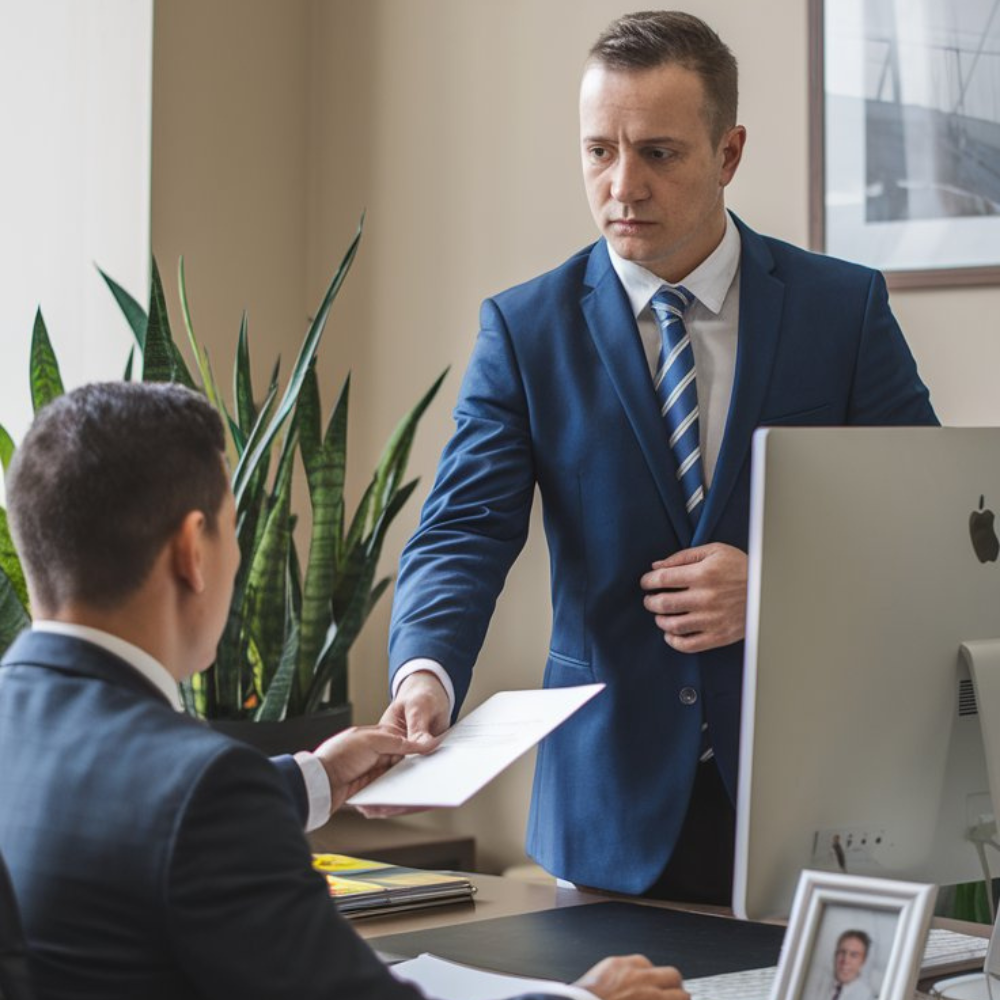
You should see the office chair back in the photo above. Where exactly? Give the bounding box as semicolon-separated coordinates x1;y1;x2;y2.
0;851;34;1000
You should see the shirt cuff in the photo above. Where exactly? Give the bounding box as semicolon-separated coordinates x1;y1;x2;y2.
293;751;332;832
391;658;456;715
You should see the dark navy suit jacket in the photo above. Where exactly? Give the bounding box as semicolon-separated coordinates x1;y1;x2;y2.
389;216;938;894
0;631;429;1000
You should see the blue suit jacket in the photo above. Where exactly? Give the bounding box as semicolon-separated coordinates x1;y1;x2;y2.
389;216;937;894
0;631;427;1000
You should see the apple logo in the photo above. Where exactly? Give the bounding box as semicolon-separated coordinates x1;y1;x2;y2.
970;495;1000;563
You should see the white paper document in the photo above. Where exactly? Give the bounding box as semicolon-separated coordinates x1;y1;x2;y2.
391;952;590;1000
347;684;604;809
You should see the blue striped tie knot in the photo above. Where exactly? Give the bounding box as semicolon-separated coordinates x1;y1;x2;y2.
650;285;705;525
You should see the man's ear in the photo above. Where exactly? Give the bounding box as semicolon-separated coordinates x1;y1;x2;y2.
719;124;746;186
172;510;208;594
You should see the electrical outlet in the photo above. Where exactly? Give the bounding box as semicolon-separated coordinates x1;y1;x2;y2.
812;827;890;871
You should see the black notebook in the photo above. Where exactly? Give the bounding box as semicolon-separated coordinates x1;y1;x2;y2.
370;900;786;981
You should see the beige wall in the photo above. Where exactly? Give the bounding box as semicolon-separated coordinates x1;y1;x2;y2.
152;0;309;394
152;0;1000;874
0;1;152;448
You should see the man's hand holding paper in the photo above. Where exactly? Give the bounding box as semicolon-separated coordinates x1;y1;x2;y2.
380;670;453;741
351;684;604;810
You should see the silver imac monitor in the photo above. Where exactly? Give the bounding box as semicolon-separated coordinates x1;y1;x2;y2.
734;427;1000;921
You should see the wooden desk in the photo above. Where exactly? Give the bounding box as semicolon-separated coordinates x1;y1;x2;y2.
354;878;788;982
308;812;476;872
350;875;989;992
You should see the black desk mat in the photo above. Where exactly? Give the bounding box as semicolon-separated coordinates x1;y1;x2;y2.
371;900;785;981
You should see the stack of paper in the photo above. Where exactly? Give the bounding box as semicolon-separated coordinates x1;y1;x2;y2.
312;854;475;918
391;953;586;1000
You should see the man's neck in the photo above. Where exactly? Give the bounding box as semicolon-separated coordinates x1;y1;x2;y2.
32;619;183;710
42;599;183;683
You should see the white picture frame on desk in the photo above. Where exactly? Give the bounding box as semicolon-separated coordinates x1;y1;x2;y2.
772;870;937;1000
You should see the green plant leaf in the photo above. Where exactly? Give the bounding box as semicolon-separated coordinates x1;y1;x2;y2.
90;225;444;721
242;423;297;695
288;533;303;626
178;676;200;717
233;313;255;434
232;218;362;505
323;375;350;561
365;576;391;620
305;556;377;713
0;507;29;612
332;478;377;621
368;368;447;530
98;266;148;351
123;347;135;382
341;477;376;564
331;475;417;622
226;411;246;455
295;368;349;703
0;564;30;658
29;309;65;414
232;365;280;519
211;563;251;719
255;615;299;722
367;478;420;555
178;256;223;412
306;482;417;714
141;258;177;382
170;342;197;389
0;425;15;473
233;380;279;526
142;257;196;388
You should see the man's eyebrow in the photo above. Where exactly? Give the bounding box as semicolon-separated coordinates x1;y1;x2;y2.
581;134;687;146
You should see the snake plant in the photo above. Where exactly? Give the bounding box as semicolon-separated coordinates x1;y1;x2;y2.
0;223;445;721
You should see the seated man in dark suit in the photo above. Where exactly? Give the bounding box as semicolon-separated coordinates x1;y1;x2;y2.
0;381;686;1000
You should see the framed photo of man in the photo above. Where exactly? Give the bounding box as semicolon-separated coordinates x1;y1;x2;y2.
809;0;1000;288
772;870;937;1000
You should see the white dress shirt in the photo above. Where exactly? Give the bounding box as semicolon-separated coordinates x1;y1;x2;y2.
393;214;742;710
806;975;875;1000
31;621;332;831
606;210;742;487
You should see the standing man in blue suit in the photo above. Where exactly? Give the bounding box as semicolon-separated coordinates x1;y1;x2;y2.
0;382;686;1000
384;10;937;904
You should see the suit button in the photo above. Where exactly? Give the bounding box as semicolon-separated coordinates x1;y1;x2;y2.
679;686;698;705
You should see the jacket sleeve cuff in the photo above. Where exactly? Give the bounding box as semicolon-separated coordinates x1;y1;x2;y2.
391;659;456;715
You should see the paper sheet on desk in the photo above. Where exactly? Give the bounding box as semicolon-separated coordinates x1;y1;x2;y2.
347;684;604;809
391;953;590;1000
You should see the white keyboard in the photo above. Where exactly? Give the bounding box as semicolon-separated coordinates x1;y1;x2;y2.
683;929;989;1000
685;965;776;1000
922;928;991;971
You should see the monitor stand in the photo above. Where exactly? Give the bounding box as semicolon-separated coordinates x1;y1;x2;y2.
931;641;1000;1000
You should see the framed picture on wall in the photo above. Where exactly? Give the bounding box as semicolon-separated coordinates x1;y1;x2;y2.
771;870;937;1000
809;0;1000;288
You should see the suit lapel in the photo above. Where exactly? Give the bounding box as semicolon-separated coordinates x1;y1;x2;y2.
696;217;785;542
581;242;694;547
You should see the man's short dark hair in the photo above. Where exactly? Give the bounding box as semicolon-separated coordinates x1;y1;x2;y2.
838;929;871;957
588;10;738;144
7;381;228;612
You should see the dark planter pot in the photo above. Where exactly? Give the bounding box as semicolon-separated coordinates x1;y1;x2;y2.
210;704;353;757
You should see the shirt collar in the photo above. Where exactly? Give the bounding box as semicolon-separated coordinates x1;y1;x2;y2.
606;210;741;318
32;621;183;711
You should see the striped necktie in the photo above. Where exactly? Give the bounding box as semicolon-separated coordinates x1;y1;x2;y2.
650;285;705;525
